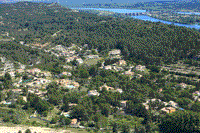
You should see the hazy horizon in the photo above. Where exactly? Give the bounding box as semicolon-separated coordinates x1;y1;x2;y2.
0;0;176;5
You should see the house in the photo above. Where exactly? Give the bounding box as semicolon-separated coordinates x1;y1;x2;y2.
103;65;112;70
86;55;99;59
135;65;146;71
32;68;41;73
20;41;24;45
88;90;100;96
117;60;126;66
71;118;78;125
11;89;22;94
116;89;123;93
83;44;88;48
157;88;163;93
0;57;6;63
114;66;124;71
163;102;168;106
19;64;26;69
124;71;134;76
149;98;161;103
16;69;24;74
120;100;127;108
26;68;41;75
193;91;200;96
176;83;187;89
142;103;149;110
99;84;115;91
136;74;143;78
73;81;79;88
76;58;83;65
69;103;78;109
22;96;27;102
66;56;77;63
8;71;15;78
63;65;73;70
109;49;121;56
59;72;72;77
168;101;179;108
42;71;52;77
1;101;11;105
161;107;176;113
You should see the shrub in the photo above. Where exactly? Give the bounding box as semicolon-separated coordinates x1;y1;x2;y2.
51;116;59;124
80;121;85;126
25;129;31;133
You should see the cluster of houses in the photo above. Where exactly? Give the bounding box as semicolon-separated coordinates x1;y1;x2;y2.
0;55;81;106
87;83;123;97
0;43;199;128
55;79;79;90
119;98;180;115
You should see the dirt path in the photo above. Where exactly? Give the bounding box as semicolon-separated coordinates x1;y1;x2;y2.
0;126;74;133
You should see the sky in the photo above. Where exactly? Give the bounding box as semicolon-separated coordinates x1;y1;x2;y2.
0;0;175;5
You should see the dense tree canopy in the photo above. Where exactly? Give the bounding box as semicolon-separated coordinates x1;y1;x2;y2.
159;110;200;133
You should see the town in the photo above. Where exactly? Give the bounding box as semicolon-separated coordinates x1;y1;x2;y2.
0;40;199;132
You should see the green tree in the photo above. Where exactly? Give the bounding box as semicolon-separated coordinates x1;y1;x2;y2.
99;103;111;117
112;121;118;133
125;101;147;118
27;93;50;113
46;82;63;105
190;102;200;112
22;87;28;96
78;68;89;79
91;49;98;55
3;72;12;89
41;110;48;117
4;72;12;81
59;115;71;126
25;129;31;133
16;96;26;105
0;92;6;102
18;130;22;133
70;104;88;121
51;116;59;124
121;123;130;133
176;97;192;110
159;110;200;133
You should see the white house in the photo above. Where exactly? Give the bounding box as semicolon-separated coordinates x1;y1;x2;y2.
116;89;123;93
76;58;83;65
86;55;99;59
109;49;121;56
176;83;187;89
88;90;100;96
104;65;112;70
135;65;146;71
120;100;127;108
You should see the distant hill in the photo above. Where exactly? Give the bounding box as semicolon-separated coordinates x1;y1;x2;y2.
76;1;200;12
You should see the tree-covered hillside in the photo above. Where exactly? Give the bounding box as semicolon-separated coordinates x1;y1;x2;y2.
0;2;200;66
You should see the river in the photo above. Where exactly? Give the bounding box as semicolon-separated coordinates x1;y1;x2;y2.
71;8;200;30
132;15;200;30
